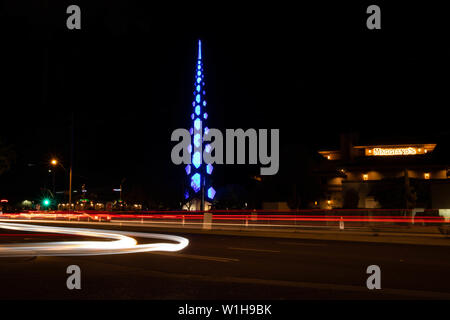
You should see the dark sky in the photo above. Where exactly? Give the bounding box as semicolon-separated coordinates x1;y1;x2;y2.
1;1;449;203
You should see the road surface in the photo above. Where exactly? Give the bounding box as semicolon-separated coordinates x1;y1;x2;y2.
0;223;449;299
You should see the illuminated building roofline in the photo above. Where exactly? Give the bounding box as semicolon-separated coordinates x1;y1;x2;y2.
353;143;437;150
319;143;437;160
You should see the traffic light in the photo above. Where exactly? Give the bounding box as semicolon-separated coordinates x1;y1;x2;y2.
42;198;50;207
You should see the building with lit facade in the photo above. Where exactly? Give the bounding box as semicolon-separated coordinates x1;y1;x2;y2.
314;134;450;209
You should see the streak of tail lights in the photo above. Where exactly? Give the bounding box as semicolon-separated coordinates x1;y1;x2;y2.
0;222;189;257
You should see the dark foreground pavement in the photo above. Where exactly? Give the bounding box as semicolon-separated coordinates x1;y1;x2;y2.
1;225;450;299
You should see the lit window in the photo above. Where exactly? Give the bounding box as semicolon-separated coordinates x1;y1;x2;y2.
195;105;201;115
363;174;369;181
424;173;430;180
203;112;208;119
185;165;191;175
196;85;201;92
206;164;213;175
196;94;201;103
327;155;331;160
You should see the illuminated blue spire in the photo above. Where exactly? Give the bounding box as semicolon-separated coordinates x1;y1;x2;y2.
185;40;215;206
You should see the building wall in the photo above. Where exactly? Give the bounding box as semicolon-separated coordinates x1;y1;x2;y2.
318;140;448;208
341;182;374;208
262;202;290;210
431;182;450;208
345;169;447;181
345;170;399;181
328;177;343;186
338;178;450;209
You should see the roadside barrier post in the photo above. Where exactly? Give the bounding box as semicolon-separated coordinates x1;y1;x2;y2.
339;216;344;230
203;212;212;230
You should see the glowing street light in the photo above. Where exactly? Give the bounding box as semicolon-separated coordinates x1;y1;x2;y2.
50;158;59;196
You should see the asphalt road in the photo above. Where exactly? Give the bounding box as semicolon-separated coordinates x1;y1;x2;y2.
1;224;450;299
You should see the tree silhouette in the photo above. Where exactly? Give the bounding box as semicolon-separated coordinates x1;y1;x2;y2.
0;138;15;176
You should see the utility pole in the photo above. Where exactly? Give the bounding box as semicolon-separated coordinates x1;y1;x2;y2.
68;112;74;211
52;169;56;196
120;178;126;202
201;174;205;212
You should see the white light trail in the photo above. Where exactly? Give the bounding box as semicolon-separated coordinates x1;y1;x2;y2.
0;222;189;257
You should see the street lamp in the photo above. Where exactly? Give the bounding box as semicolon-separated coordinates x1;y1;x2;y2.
49;158;72;212
50;158;59;196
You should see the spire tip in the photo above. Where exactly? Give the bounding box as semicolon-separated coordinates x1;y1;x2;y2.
198;39;202;60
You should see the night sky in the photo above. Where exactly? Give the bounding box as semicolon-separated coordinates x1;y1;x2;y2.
1;1;449;205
